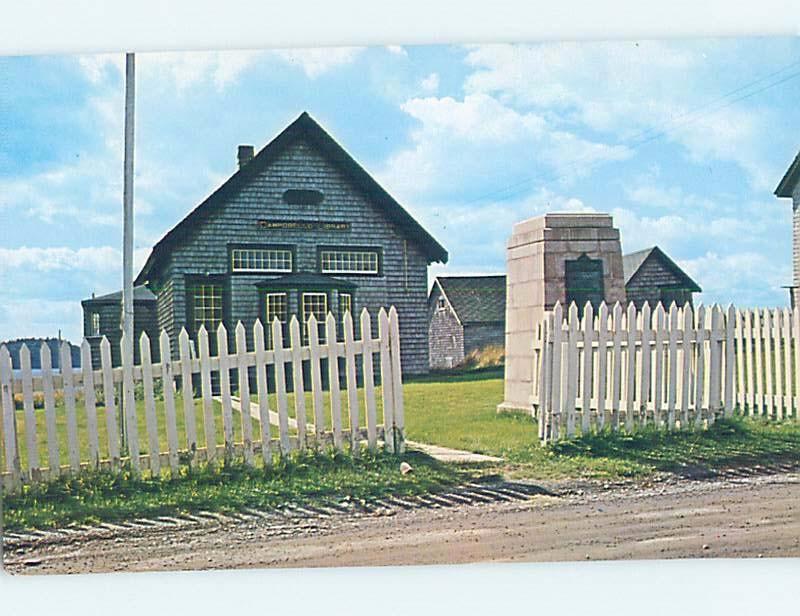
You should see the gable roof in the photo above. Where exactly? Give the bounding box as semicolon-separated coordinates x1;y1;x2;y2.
776;149;800;198
623;246;701;292
135;112;447;285
432;275;506;324
82;285;156;306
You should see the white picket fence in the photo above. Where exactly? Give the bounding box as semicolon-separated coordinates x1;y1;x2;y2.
0;307;405;492
532;301;800;443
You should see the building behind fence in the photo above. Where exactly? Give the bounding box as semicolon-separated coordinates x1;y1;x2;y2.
0;307;405;493
532;301;800;443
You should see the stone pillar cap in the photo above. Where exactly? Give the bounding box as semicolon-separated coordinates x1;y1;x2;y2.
512;212;614;236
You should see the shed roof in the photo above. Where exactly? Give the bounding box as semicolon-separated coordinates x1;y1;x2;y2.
82;285;156;306
433;275;506;324
623;246;701;292
135;112;447;285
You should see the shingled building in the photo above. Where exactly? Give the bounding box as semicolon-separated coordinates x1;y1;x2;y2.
82;112;447;374
427;275;506;369
622;246;701;310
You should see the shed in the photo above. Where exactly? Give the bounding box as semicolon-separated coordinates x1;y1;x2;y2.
623;246;701;310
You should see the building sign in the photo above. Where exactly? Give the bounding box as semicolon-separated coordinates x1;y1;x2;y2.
256;219;351;231
565;253;604;316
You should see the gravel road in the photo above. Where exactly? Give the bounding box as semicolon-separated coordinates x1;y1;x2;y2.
3;471;798;574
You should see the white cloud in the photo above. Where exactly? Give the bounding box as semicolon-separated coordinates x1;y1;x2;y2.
271;46;364;78
386;46;407;57
462;41;777;190
420;72;439;93
0;299;82;343
0;246;120;273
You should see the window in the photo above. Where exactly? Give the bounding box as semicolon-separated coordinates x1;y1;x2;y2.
231;248;292;273
437;297;446;311
302;292;328;343
265;292;288;325
339;293;352;320
91;312;100;336
189;283;224;335
320;249;379;274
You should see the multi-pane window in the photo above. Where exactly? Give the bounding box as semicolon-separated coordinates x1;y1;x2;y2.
190;284;224;335
231;248;292;273
319;249;379;274
302;292;328;343
90;312;101;336
339;293;352;320
265;292;288;325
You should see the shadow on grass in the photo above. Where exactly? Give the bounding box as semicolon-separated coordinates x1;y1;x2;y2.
551;417;800;479
406;365;504;385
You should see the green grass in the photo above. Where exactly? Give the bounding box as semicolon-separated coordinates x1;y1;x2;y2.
1;450;468;532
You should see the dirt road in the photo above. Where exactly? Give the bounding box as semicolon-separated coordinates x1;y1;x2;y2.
4;472;799;574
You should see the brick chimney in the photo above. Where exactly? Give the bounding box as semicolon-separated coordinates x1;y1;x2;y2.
237;145;254;170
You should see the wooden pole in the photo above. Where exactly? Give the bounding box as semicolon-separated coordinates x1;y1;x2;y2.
122;53;135;370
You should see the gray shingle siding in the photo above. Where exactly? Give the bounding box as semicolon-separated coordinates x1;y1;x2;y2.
463;322;504;354
427;285;464;369
625;258;693;309
142;136;434;374
82;300;158;368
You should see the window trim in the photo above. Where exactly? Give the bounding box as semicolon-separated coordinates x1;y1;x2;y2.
316;245;383;276
228;243;295;274
185;275;228;339
265;291;289;325
339;292;353;320
301;291;329;343
90;312;101;336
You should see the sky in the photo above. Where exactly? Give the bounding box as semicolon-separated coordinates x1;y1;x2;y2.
1;38;800;343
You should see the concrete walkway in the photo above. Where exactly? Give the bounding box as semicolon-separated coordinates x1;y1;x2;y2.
222;396;503;464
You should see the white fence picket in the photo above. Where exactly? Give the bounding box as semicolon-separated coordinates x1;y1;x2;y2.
60;341;81;473
80;340;99;469
653;304;666;426
273;318;291;455
360;308;378;451
140;333;161;477
388;307;405;452
217;323;235;460
378;308;396;453
625;303;637;432
794;309;800;419
782;308;792;419
772;309;784;421
178;328;198;462
343;311;361;453
1;345;21;488
235;322;255;466
198;327;216;462
307;315;326;445
289;316;307;450
253;320;272;465
745;310;756;415
41;343;61;474
160;331;181;474
581;302;594;432
610;303;623;430
753;310;764;416
20;345;40;479
100;337;120;468
325;313;344;452
667;304;679;429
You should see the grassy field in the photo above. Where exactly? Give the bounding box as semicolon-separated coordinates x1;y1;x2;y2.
4;366;800;530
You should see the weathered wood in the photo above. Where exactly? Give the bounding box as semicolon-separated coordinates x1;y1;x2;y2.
680;304;693;427
60;340;81;473
272;318;291;454
216;323;235;460
343;311;361;454
253;320;272;465
388;307;405;452
772;309;784;420
610;303;623;431
160;330;181;474
595;302;609;431
378;308;396;452
580;303;594;432
694;306;707;427
80;340;99;469
325;313;344;451
782;308;793;419
288;316;307;450
652;304;666;426
140;333;161;477
624;303;637;431
307;315;326;445
20;345;41;478
198;327;216;462
638;303;652;427
40;343;61;474
178;328;198;461
360;309;378;451
745;309;756;415
666;304;679;429
0;345;21;487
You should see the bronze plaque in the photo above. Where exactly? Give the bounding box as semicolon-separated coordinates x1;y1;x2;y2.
565;254;604;315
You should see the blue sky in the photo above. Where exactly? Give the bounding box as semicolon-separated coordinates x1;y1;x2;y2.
1;39;800;343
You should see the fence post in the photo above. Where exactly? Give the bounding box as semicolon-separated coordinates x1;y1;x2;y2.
343;311;361;455
537;315;551;442
0;345;21;491
389;307;405;453
378;308;396;453
361;309;379;451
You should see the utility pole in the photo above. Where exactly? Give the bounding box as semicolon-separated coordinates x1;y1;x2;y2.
121;53;135;450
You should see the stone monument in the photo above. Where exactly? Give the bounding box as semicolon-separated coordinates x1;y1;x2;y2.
497;213;627;413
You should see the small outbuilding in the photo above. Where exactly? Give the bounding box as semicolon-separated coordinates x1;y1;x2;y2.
427;275;506;369
622;246;702;310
